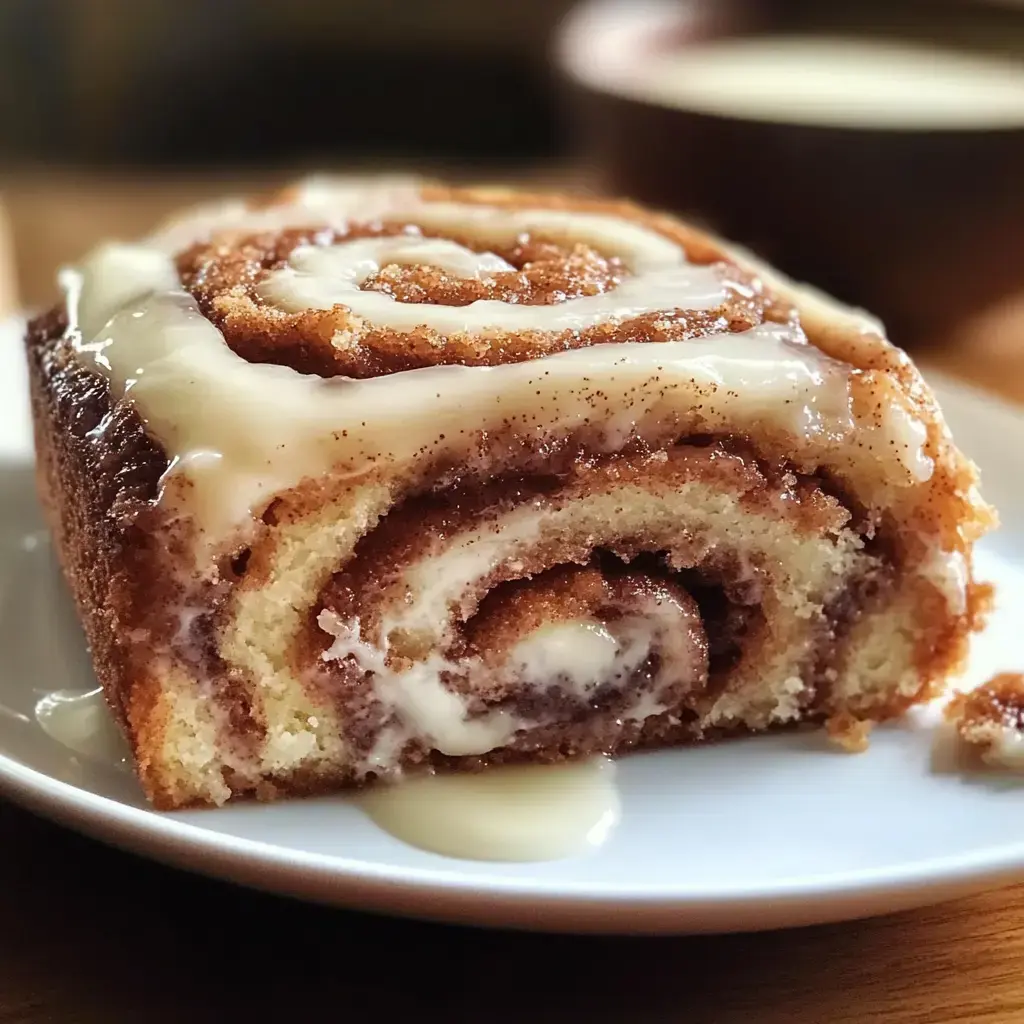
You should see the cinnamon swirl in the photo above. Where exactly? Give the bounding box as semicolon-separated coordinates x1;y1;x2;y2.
26;177;995;808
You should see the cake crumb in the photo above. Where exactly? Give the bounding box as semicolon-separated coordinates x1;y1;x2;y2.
826;712;873;753
946;672;1024;768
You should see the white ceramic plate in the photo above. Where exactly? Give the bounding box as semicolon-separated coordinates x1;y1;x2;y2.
3;322;1024;935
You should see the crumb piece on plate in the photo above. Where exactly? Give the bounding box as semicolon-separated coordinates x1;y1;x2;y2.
826;712;873;753
947;673;1024;768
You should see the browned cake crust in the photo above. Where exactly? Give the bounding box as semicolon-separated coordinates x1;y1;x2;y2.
27;179;995;808
28;306;166;736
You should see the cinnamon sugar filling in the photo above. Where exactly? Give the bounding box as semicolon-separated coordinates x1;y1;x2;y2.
176;224;794;379
285;440;890;770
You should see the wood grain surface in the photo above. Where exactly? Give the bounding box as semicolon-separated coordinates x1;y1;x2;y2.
2;170;1024;1024
4;792;1024;1024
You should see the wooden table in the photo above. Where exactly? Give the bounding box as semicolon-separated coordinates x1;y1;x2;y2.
3;170;1024;1024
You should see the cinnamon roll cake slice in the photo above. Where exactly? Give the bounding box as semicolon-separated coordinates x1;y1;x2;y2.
27;177;995;808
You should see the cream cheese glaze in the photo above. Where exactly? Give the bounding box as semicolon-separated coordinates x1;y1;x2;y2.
260;234;727;333
318;574;708;768
358;756;621;862
318;608;517;759
59;179;932;564
977;726;1024;770
34;688;131;767
506;622;640;698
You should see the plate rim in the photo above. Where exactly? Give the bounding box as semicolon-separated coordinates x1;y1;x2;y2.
3;742;1024;934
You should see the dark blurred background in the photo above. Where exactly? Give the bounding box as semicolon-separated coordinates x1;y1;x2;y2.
0;0;579;171
1;0;1021;174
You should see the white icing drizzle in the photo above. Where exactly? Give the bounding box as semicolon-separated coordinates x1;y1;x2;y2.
409;200;687;270
261;233;726;334
504;606;703;707
319;578;706;770
359;756;620;862
318;609;515;759
34;688;131;767
976;725;1024;771
506;622;625;698
920;547;969;615
259;199;728;333
64;241;855;552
